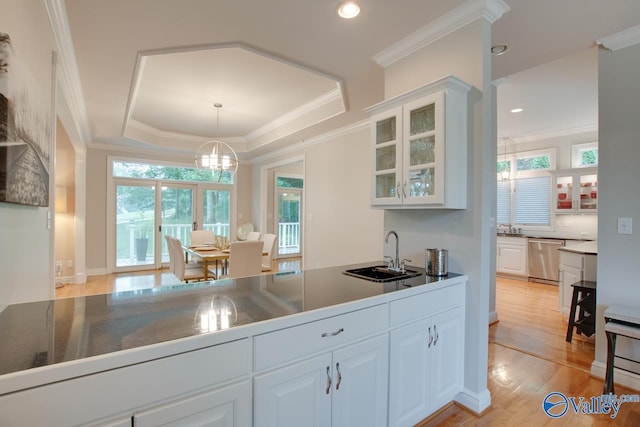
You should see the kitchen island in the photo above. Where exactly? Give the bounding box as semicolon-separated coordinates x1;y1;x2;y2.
0;262;467;426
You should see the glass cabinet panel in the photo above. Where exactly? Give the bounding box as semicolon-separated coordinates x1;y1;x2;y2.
409;104;435;136
376;117;396;144
376;174;397;198
555;176;574;211
407;168;435;197
578;173;597;210
376;145;396;171
409;136;435;166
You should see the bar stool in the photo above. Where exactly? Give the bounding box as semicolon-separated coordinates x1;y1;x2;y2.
603;304;640;394
566;280;596;343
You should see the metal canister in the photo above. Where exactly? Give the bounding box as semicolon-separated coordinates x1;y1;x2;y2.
425;248;448;276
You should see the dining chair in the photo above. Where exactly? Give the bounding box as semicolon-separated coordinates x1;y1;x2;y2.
191;230;216;246
246;231;261;241
260;233;278;271
164;235;176;273
227;240;263;278
169;237;216;282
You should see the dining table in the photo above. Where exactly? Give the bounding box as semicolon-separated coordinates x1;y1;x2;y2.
183;245;231;280
183;244;268;280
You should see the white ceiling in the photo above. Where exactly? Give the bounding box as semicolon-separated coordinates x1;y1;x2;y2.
62;0;640;158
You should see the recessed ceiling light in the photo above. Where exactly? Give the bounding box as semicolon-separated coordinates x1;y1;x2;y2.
511;108;523;113
491;44;508;55
337;1;360;19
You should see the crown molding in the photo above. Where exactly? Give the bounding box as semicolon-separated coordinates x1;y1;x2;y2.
45;0;91;147
505;124;598;145
372;0;510;68
597;24;640;51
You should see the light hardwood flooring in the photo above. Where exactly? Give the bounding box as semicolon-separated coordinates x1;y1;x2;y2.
56;270;639;425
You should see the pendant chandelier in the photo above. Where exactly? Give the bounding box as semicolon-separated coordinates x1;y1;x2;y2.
195;103;238;181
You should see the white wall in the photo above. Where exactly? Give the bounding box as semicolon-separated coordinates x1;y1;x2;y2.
593;42;640;388
252;124;384;270
0;0;56;304
382;19;494;411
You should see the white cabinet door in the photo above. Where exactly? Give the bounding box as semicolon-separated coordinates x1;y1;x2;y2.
135;381;251;427
332;334;388;427
389;319;430;427
254;354;332;427
554;168;598;214
497;243;527;276
389;308;464;427
429;307;464;411
371;108;403;206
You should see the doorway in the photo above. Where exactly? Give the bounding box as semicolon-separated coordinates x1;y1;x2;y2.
274;174;303;258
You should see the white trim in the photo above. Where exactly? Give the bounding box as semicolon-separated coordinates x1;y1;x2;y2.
597;24;640;51
87;268;108;277
591;360;640;392
455;388;492;414
372;0;510;67
45;0;92;146
488;310;499;324
508;124;598;145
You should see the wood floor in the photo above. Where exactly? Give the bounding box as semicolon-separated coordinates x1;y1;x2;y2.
56;270;639;425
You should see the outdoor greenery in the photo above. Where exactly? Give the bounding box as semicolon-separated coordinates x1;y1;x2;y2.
113;161;233;184
581;149;598;165
516;154;550;171
276;176;304;188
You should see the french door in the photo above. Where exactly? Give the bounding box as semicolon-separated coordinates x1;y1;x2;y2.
275;187;302;258
113;180;232;272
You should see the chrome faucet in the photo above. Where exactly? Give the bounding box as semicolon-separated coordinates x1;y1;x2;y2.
385;230;400;272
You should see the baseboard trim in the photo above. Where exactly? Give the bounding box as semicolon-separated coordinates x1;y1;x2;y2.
591;360;640;392
454;387;492;414
489;310;499;325
87;268;107;277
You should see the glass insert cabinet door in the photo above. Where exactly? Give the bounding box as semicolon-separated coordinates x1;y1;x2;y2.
402;93;444;205
371;107;402;204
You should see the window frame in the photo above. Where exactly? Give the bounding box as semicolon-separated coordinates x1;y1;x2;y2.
571;141;598;168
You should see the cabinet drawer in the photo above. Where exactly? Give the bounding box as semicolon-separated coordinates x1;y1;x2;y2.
560;251;584;269
390;284;464;327
254;304;388;371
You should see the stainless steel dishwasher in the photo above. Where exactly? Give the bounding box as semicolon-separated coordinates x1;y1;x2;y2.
527;238;565;284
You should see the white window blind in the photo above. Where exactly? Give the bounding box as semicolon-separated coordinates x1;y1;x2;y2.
496;180;511;224
514;176;550;225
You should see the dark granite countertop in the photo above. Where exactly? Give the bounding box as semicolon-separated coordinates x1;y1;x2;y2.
0;262;460;377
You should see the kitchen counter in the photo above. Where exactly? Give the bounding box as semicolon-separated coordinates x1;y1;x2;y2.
0;261;461;390
559;240;598;255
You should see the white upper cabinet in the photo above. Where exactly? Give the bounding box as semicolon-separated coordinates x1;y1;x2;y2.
553;167;598;214
365;75;472;209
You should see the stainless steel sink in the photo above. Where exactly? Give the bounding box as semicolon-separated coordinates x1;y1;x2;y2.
343;265;421;282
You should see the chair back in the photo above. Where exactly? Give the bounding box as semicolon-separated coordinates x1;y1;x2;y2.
246;231;261;241
261;233;278;271
191;230;216;246
164;235;176;273
228;240;263;278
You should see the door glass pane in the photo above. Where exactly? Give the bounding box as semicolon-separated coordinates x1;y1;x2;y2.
409;104;435;136
375;173;397;198
409;136;435;166
376;146;396;171
556;176;573;210
579;174;597;210
161;186;193;262
202;189;231;238
376;117;396;144
116;184;156;267
407;168;435;197
278;191;301;256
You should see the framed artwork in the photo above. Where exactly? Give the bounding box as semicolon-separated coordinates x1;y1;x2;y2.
0;32;51;207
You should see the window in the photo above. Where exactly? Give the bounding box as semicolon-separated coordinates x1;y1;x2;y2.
113;160;234;183
571;142;598;168
497;149;555;227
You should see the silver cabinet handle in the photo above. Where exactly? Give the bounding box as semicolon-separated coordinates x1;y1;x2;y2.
396;182;401;199
325;366;332;395
428;326;433;348
335;363;342;390
321;328;344;338
433;325;439;346
402;181;407;198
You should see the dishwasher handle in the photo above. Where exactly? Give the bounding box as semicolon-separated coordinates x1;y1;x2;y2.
528;239;565;246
